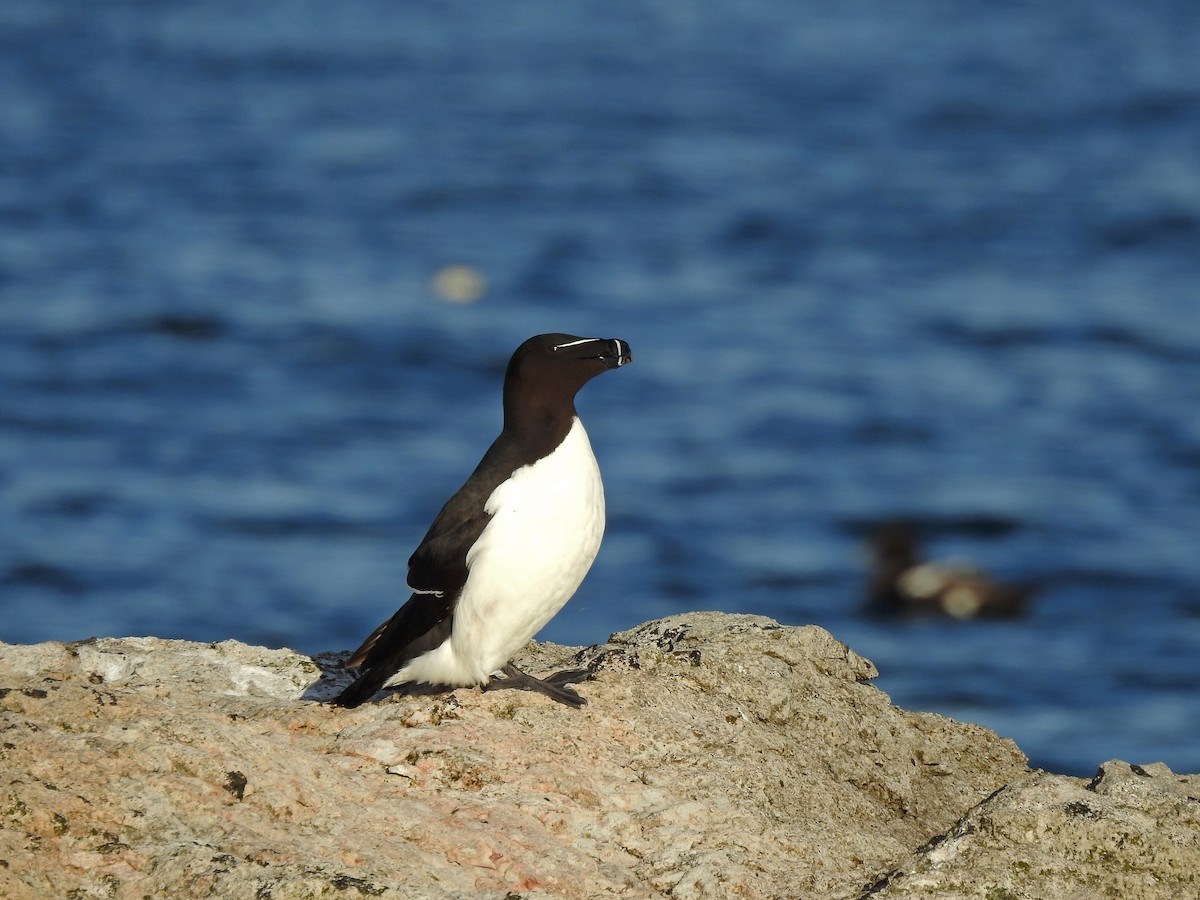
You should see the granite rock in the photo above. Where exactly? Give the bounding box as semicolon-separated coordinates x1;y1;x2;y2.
0;612;1192;898
863;759;1200;899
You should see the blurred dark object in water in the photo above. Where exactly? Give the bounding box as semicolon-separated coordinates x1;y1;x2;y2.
866;521;1034;620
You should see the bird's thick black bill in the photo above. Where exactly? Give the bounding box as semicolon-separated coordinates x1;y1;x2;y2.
599;338;632;368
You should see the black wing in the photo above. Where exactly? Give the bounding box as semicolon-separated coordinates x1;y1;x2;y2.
332;436;522;707
405;434;522;593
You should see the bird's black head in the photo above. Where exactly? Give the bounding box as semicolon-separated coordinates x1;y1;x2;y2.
506;333;631;387
502;333;632;440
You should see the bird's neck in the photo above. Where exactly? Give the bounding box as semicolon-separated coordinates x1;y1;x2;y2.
502;399;578;461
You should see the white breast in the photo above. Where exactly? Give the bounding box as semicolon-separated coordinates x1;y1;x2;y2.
390;417;605;687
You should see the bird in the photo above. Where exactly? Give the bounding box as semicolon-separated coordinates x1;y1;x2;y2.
865;521;1033;619
332;333;632;709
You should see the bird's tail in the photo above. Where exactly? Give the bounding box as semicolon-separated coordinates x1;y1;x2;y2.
330;666;390;708
331;594;454;708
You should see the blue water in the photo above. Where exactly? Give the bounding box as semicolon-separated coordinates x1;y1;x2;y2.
3;1;1199;777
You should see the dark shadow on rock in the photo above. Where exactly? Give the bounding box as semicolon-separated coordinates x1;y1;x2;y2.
300;651;354;702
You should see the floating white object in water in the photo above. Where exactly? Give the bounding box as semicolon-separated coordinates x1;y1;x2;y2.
431;264;487;303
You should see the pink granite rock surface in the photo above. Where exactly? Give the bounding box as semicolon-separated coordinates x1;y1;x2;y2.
1;613;1193;898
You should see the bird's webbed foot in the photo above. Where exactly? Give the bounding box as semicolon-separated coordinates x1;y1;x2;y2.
483;663;590;708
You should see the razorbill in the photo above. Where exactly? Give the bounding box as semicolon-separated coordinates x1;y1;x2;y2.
866;521;1034;619
332;333;632;708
